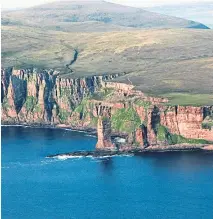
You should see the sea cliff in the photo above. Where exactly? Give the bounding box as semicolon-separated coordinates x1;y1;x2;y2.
1;67;213;150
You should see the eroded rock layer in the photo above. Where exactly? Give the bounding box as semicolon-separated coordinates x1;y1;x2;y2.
1;68;213;149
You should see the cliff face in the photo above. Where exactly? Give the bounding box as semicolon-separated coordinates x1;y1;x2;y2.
96;117;115;150
1;68;213;150
1;68;104;127
160;106;213;142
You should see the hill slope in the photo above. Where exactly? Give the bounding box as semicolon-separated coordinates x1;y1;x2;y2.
2;25;213;105
1;0;209;32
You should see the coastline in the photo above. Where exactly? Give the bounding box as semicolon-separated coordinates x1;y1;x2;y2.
47;144;213;159
1;123;97;136
2;123;213;157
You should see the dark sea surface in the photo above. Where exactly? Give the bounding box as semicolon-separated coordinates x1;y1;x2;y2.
2;126;213;219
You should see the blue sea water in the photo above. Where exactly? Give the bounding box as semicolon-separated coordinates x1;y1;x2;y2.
1;126;213;219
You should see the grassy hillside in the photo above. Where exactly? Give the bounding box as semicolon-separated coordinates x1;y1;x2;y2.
2;25;213;105
1;0;209;32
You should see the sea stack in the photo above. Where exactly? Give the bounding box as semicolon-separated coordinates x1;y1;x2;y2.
96;116;115;150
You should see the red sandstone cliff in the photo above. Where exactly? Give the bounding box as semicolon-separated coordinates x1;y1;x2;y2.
1;67;213;150
96;117;115;149
160;106;213;142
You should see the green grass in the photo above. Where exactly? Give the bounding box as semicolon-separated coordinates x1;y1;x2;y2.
202;122;213;130
103;88;114;97
33;105;42;113
2;98;11;110
90;116;98;126
2;0;206;34
73;98;91;120
111;107;141;133
134;99;151;109
162;93;213;106
90;88;114;101
1;51;17;58
157;125;211;145
25;96;37;112
59;87;72;98
74;99;88;113
58;108;71;122
2;24;213;105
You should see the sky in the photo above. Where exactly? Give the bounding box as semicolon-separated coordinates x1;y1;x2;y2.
1;0;213;9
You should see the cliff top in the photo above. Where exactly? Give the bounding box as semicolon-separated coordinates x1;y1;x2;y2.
2;25;213;105
1;1;213;105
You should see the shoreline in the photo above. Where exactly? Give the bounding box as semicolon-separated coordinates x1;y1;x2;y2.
1;123;97;135
47;144;213;159
2;123;213;156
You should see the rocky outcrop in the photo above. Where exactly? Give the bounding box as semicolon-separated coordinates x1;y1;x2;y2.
96;117;115;150
1;68;105;126
160;106;213;142
1;67;213;150
47;144;211;159
94;102;115;149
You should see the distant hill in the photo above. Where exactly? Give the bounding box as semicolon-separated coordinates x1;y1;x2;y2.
1;0;210;32
147;2;213;29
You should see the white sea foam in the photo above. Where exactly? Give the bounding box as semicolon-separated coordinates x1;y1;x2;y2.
49;153;133;161
114;137;126;143
51;155;87;160
2;166;10;169
64;129;87;133
1;124;29;128
91;154;133;162
2;161;42;169
57;155;75;160
2;159;63;169
85;134;97;138
40;159;62;165
95;154;133;159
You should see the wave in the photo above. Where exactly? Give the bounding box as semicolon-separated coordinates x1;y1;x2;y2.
40;158;63;165
49;153;133;160
1;161;38;169
2;159;62;169
64;129;85;132
1;124;29;128
64;129;92;134
2;154;133;169
85;134;97;138
1;166;10;169
1;125;95;136
51;155;92;160
94;154;133;159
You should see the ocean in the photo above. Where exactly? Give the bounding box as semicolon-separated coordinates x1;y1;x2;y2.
2;126;213;219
